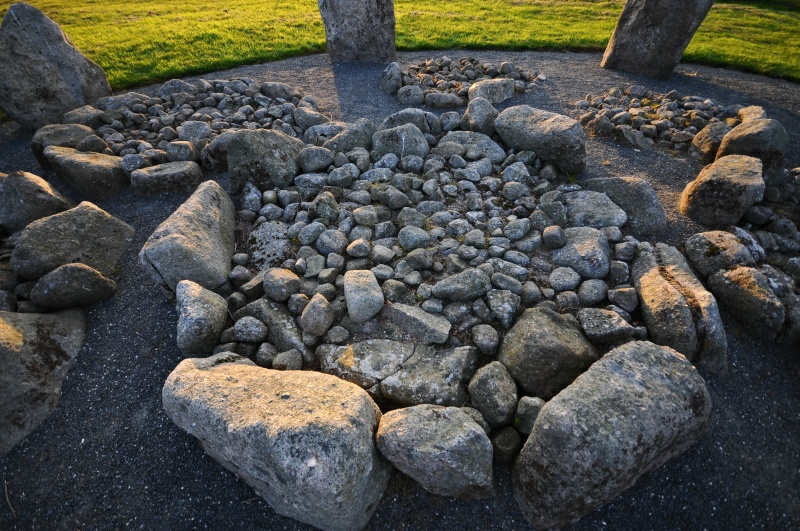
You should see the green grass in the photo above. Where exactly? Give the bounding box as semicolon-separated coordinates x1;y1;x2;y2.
0;0;798;89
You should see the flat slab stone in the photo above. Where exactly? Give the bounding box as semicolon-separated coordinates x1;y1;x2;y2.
381;303;451;344
316;339;415;389
43;146;128;199
130;161;203;193
563;190;627;228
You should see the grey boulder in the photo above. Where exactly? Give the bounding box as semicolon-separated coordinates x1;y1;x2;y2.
130;161;203;193
690;122;732;164
381;303;451;344
317;339;415;390
550;227;610;279
0;3;111;129
227;129;305;194
468;361;518;429
680;155;765;228
344;270;384;323
467;78;516;104
1;309;86;456
175;280;228;355
139;181;234;296
29;263;116;308
563;190;627;228
498;307;598;399
708;266;785;341
513;341;711;529
162;354;392;531
372;123;430;159
495;106;585;174
377;404;494;498
317;0;396;62
11;201;135;280
583;176;667;236
0;170;72;233
31;123;96;169
716;118;789;184
684;231;757;278
462;97;499;136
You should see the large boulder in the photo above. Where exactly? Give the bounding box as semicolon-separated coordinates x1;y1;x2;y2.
498;307;598;399
550;227;610;279
377;404;494;498
139;181;235;296
716;118;789;184
690;122;732;164
684;230;757;278
43;146;128;199
381;303;451;344
0;171;72;233
439;131;507;164
600;0;714;79
321;118;376;153
11;201;135;280
130;161;203;193
513;341;711;529
708;266;785;341
563;190;627;228
680;155;765;228
227;129;305;194
371;123;430;159
162;354;392;531
495;106;586;174
582;176;667;236
0;309;86;456
175;280;228;355
31;123;96;169
317;339;415;390
633;243;728;373
29;263;116;308
317;0;396;63
0;3;111;129
343;270;384;323
467;79;516;104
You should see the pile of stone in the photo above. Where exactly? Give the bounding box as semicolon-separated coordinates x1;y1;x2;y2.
576;85;742;153
121;79;735;529
379;56;541;108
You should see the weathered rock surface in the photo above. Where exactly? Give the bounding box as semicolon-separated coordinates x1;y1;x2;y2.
583;176;667;236
513;341;711;529
690;122;732;164
708;266;785;340
716;118;789;184
162;354;392;531
29;263;116;309
381;303;451;344
12;201;135;280
563;190;627;228
372;123;430;159
317;339;415;390
0;309;86;456
498;307;598;399
633;243;728;373
680;155;765;228
379;345;477;406
175;280;228;355
467;361;518;428
43;146;128;199
431;268;492;301
248;221;290;269
467;78;516;104
550;227;610;279
233;298;310;364
317;0;396;63
344;270;384;323
0;170;72;233
495;106;586;174
377;404;494;498
0;3;111;129
139;181;234;296
684;231;757;278
227;129;305;194
600;0;714;79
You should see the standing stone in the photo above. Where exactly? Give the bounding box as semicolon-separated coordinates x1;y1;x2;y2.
163;354;392;531
513;341;711;529
0;3;111;129
318;0;396;63
1;309;86;456
600;0;714;79
139;181;235;296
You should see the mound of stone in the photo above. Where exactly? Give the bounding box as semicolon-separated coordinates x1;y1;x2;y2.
0;3;111;129
162;353;392;531
513;341;711;528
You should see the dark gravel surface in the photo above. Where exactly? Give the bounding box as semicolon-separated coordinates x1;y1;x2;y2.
1;50;799;530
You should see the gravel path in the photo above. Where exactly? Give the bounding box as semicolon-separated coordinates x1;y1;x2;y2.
1;50;799;530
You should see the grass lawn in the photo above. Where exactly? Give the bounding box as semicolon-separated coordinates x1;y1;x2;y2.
0;0;798;89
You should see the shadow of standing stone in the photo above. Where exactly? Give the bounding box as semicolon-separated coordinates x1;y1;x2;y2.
318;0;396;63
600;0;714;79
